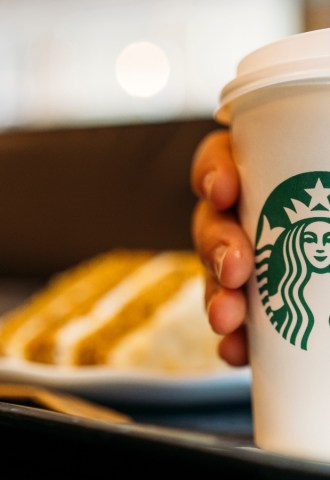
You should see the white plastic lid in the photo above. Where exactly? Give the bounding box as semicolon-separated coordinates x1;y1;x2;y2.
216;28;330;124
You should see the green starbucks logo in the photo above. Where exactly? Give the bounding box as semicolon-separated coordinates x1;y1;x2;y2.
255;171;330;350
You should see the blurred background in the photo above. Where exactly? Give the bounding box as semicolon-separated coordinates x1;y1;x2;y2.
0;0;326;280
0;0;306;129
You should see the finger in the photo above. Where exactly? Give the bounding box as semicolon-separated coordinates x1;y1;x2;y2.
190;129;240;211
205;272;247;335
192;201;254;289
218;325;249;366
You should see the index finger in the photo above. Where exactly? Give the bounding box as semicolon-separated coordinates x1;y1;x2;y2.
190;129;240;212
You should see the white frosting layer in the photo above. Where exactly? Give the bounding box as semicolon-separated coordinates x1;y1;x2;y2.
106;276;223;371
53;252;184;364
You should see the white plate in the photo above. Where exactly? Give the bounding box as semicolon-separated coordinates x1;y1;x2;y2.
0;358;252;406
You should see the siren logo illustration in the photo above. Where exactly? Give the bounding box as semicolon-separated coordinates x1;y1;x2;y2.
255;172;330;351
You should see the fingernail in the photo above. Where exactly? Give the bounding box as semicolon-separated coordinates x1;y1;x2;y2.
213;245;229;283
202;171;216;201
206;295;214;315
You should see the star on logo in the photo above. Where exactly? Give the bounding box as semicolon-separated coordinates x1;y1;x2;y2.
284;177;330;224
305;178;330;210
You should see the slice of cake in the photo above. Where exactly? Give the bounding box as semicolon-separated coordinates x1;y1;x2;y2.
0;249;224;373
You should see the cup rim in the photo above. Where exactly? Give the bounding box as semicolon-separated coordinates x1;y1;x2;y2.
216;28;330;124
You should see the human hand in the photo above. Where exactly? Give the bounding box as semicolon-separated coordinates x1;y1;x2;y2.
190;129;254;366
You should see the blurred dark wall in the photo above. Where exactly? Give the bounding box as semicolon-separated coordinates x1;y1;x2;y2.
0;119;218;276
304;0;330;31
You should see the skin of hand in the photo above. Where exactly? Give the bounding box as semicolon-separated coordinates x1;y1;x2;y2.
190;129;254;366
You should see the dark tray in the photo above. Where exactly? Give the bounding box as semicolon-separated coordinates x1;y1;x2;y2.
0;399;329;479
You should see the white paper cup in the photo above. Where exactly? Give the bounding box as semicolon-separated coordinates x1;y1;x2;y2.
216;28;330;462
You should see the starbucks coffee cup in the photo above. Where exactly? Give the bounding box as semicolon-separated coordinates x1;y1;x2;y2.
216;28;330;462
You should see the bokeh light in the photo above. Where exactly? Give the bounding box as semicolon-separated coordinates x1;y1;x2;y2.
115;41;170;98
